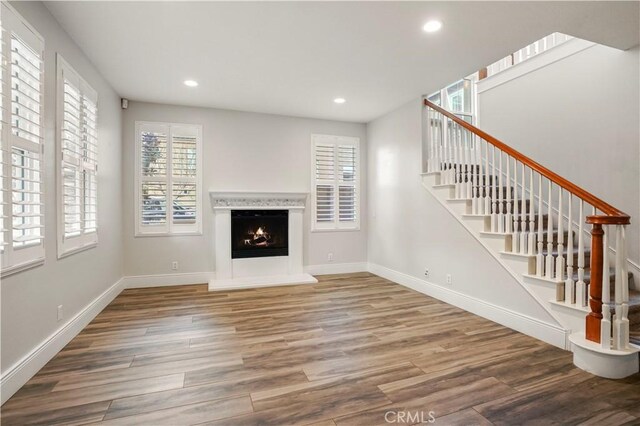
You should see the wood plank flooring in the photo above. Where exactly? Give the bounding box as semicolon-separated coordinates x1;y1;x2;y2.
2;272;640;425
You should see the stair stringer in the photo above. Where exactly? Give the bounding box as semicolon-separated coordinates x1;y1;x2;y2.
421;172;577;349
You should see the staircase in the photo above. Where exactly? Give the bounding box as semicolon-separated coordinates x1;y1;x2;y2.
422;99;640;378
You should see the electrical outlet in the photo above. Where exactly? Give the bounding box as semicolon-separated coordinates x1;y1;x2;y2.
57;305;63;322
327;253;334;262
446;274;452;285
424;269;430;278
172;261;179;271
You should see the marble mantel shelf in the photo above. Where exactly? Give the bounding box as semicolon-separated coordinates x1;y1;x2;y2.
209;191;308;209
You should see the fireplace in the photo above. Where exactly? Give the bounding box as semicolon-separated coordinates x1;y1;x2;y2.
209;191;316;291
231;210;289;259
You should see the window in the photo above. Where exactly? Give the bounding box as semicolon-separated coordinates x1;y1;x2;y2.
1;3;45;275
311;134;360;231
427;76;477;125
135;122;202;236
56;55;98;257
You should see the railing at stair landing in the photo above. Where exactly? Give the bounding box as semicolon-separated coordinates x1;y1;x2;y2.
423;99;632;351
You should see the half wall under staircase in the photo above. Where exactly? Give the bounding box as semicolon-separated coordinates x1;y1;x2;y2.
422;99;639;379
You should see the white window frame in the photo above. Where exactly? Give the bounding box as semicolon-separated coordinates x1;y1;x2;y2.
311;134;360;232
134;121;203;237
1;2;45;276
56;54;99;258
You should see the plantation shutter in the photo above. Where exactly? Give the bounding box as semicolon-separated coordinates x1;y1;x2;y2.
337;144;357;223
1;3;45;274
136;122;202;235
139;123;169;232
312;135;360;230
57;55;98;257
314;142;335;224
171;126;197;230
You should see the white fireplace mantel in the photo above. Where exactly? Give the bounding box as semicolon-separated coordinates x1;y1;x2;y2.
208;190;317;291
209;191;308;210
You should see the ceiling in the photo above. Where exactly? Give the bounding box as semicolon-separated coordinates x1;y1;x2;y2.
45;1;639;123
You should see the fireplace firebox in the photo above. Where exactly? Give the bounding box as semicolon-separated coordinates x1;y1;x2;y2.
231;210;289;259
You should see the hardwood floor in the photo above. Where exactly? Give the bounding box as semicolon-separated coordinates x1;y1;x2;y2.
2;272;639;425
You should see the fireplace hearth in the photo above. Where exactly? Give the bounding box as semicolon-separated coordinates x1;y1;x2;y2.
231;210;288;259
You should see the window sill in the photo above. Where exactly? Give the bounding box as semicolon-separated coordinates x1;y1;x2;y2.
311;227;361;233
1;257;45;278
135;231;204;238
58;241;98;260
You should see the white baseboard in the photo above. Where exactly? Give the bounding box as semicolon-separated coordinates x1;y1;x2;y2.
305;262;368;276
0;277;125;405
367;262;569;349
123;271;213;289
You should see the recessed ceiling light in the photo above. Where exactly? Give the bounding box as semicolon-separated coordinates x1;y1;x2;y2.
184;80;198;87
423;20;443;33
334;98;346;104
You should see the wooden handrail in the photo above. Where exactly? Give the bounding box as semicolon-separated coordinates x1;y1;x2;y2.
424;99;630;225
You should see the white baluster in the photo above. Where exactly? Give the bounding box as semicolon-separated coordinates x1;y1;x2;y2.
427;107;435;172
484;140;491;216
565;194;575;304
621;226;630;349
545;181;554;279
456;126;462;198
447;118;453;184
491;145;498;232
536;175;544;276
438;113;443;174
555;189;565;281
613;225;630;349
528;169;536;255
468;132;478;214
438;113;446;175
465;135;478;205
576;201;587;307
466;133;472;202
519;163;527;254
505;156;512;234
458;126;463;191
454;124;461;197
474;140;481;214
475;137;482;213
450;121;460;191
497;150;504;233
464;131;471;200
443;117;450;184
439;113;444;176
601;225;611;349
511;159;519;252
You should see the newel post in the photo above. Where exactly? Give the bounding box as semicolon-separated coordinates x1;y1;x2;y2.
586;223;604;343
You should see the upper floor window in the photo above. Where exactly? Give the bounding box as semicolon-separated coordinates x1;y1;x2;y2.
1;2;45;275
56;54;98;258
135;121;202;236
311;134;360;231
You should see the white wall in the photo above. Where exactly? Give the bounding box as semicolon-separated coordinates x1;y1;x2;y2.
478;42;640;265
367;98;559;326
122;102;367;278
1;1;123;377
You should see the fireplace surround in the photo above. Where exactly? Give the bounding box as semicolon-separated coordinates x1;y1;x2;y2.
209;191;318;290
